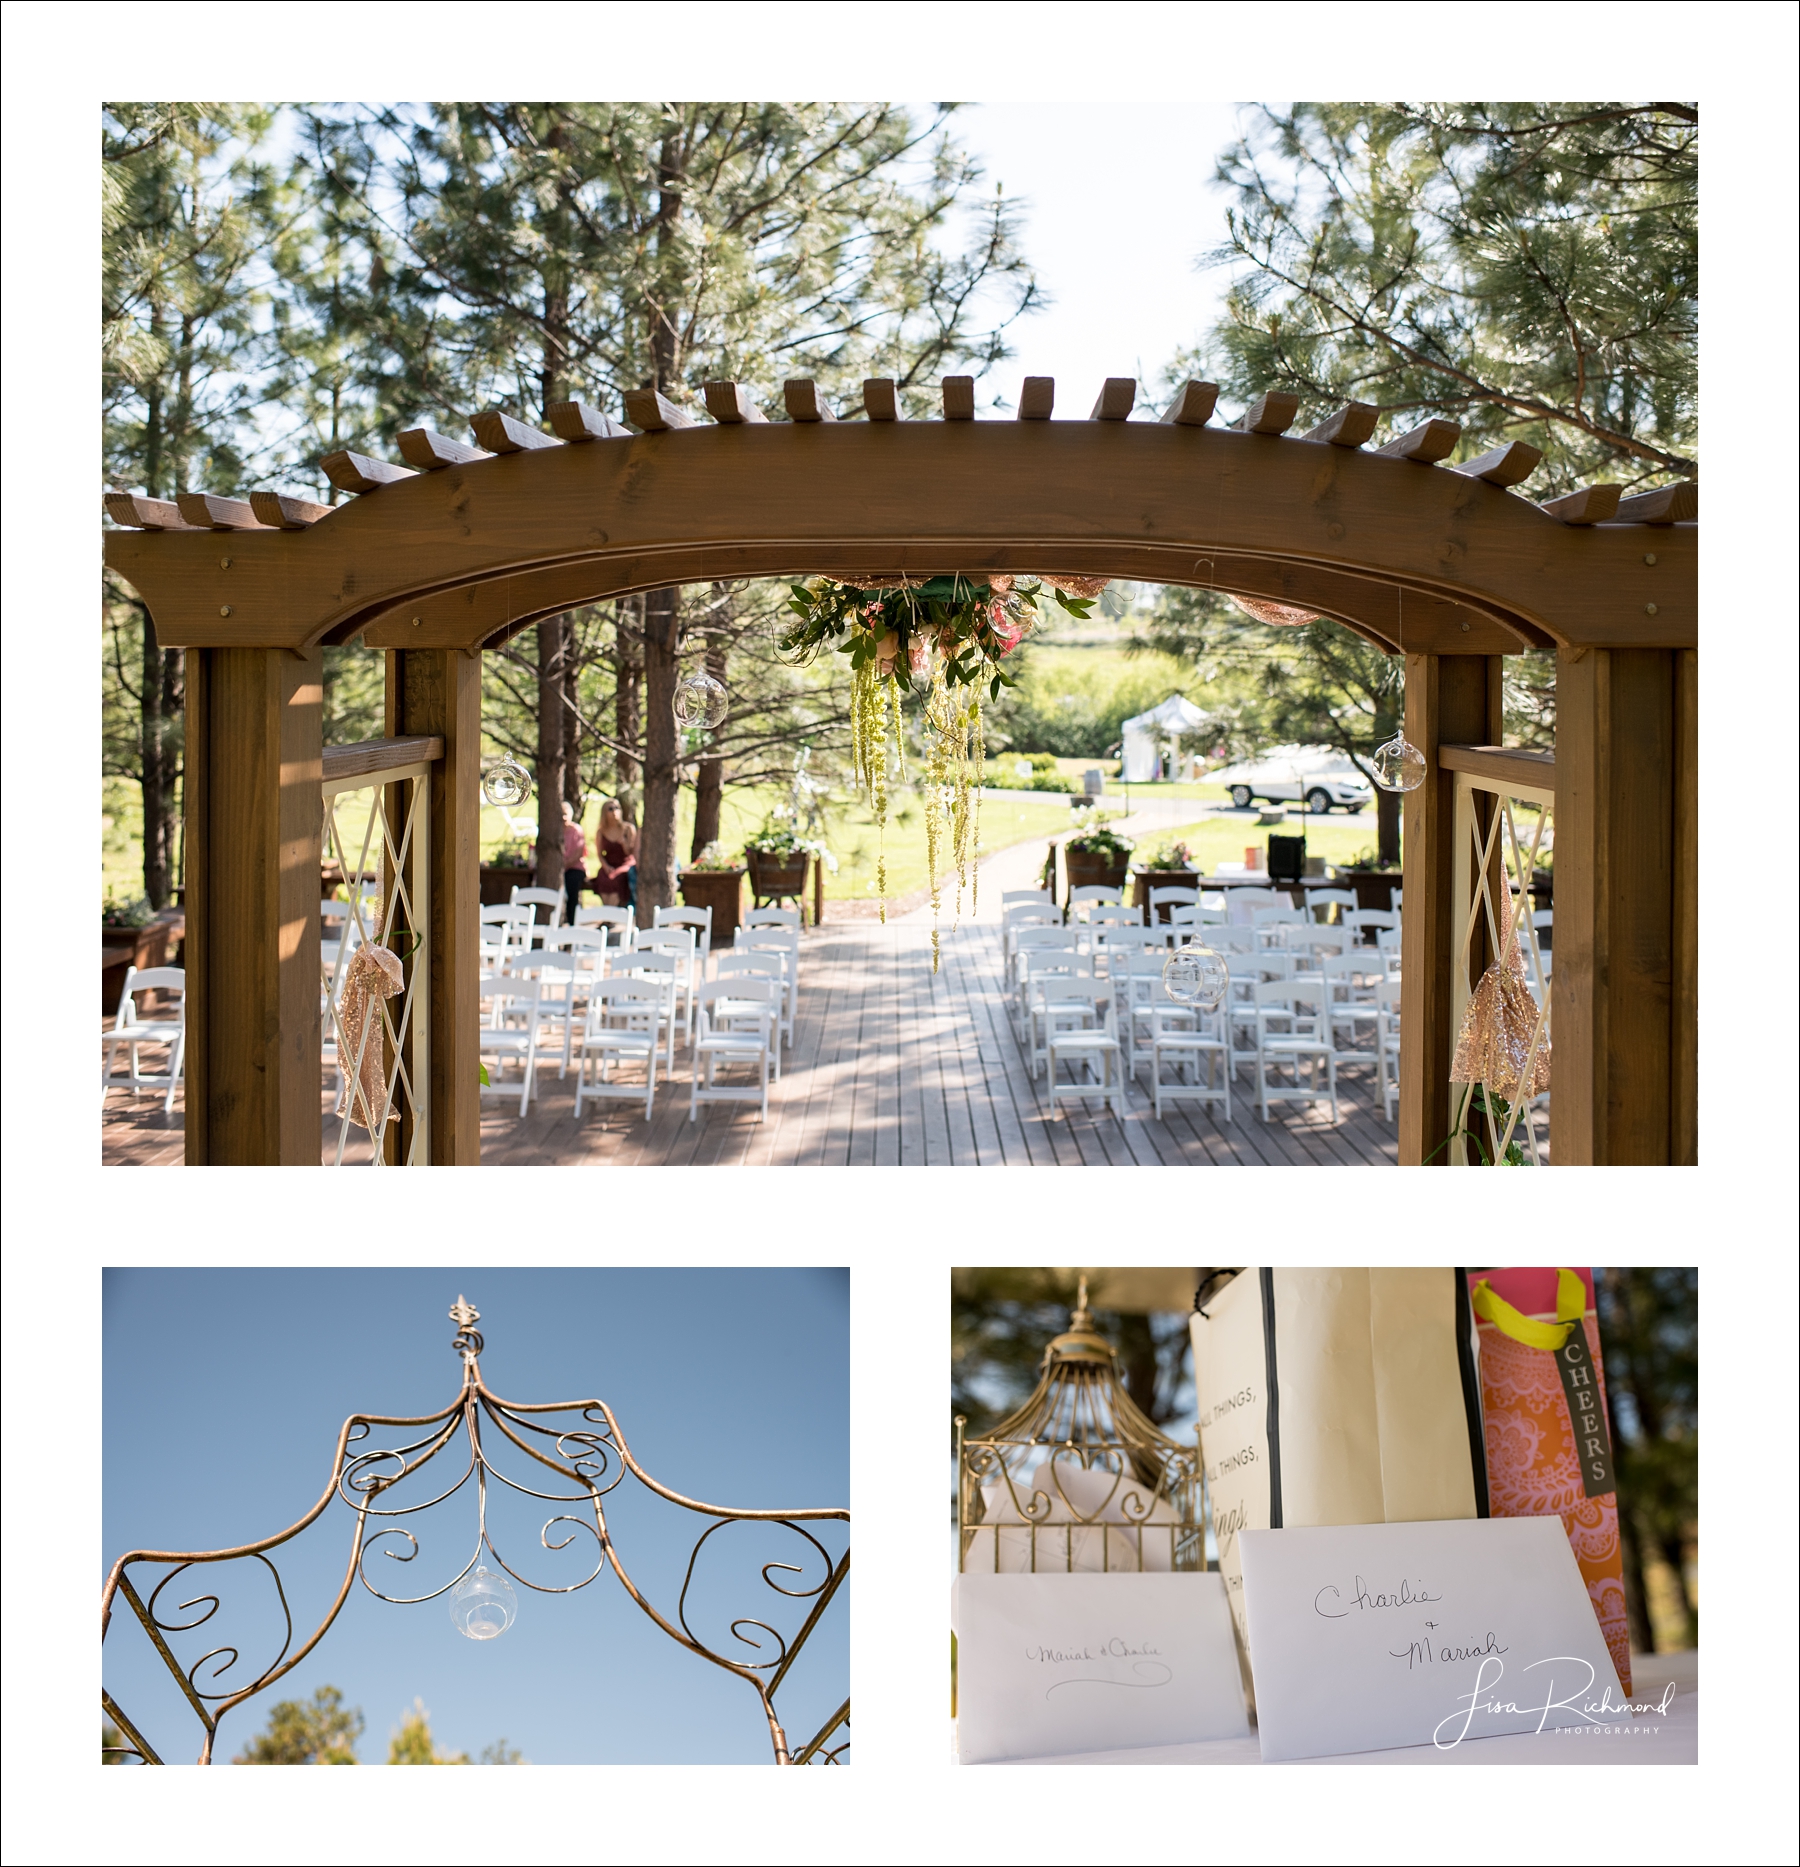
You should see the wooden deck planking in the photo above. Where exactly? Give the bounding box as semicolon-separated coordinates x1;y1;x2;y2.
101;923;1400;1168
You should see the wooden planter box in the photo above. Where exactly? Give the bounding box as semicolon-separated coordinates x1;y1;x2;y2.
1341;869;1403;913
746;850;810;909
1133;868;1200;920
1064;847;1130;902
101;908;185;1013
479;864;536;907
679;867;746;943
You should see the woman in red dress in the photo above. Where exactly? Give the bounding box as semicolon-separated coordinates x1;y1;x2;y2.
595;798;639;913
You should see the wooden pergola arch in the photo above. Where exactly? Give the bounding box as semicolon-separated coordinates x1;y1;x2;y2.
104;376;1698;1166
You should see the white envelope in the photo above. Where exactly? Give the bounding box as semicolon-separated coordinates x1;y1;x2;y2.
1240;1516;1632;1762
954;1571;1249;1764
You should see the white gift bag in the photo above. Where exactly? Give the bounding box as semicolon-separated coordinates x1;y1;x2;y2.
1189;1268;1486;1652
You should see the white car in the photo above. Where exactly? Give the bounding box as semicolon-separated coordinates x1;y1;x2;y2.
1207;745;1373;814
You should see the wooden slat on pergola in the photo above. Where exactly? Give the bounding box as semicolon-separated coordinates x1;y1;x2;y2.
104;375;1697;1166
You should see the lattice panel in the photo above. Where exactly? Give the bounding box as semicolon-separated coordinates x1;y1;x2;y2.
1449;774;1554;1165
321;762;431;1165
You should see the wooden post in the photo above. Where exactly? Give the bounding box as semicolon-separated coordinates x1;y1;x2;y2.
812;851;825;929
1397;653;1502;1165
1552;648;1681;1164
1671;650;1698;1164
387;649;482;1164
183;647;323;1164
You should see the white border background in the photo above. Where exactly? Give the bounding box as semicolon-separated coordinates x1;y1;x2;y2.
3;6;1794;1861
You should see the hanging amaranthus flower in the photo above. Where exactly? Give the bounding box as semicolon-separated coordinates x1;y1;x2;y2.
781;573;1103;964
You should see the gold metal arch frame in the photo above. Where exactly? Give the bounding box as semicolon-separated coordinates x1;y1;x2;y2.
101;1299;849;1766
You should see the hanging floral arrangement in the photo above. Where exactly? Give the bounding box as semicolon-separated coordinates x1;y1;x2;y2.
780;573;1105;965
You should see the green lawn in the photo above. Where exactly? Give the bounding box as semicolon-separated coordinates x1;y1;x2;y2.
483;783;1077;906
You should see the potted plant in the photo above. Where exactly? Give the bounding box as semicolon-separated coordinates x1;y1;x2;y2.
743;819;823;915
1062;812;1134;902
480;841;538;907
102;893;185;1013
1131;838;1198;917
1338;846;1404;913
679;841;748;943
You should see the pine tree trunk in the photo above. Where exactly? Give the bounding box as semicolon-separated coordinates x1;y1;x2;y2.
614;600;641;816
638;587;680;924
690;638;726;861
534;617;567;889
562;633;582;815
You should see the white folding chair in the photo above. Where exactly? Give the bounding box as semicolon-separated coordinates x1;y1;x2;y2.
1001;889;1055;908
1068;885;1124;917
632;926;698;1043
689;978;777;1122
1085;904;1144;971
1116;950;1178;1080
713;952;789;1080
509;884;565;934
1252;978;1338;1122
478;975;542;1115
1029;970;1100;1080
1045;991;1126;1119
1145;1002;1232;1122
1003;903;1064;976
1376;977;1403;1121
1016;945;1091;1048
656;905;714;971
574;980;663;1120
619;948;682;1070
1010;924;1081;1004
1284;925;1354;971
1307;887;1357;922
101;965;186;1113
1343;908;1399;944
574;904;636;952
511;949;582;1079
1320;950;1383;1067
1148;886;1200;923
1249;899;1303;942
742;929;800;1043
743;906;801;932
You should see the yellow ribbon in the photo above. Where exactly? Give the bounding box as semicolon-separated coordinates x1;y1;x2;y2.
1470;1267;1588;1351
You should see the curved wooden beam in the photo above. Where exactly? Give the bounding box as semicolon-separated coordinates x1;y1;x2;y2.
102;421;1695;653
345;548;1526;657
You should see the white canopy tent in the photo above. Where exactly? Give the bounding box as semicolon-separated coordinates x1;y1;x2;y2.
1119;694;1212;783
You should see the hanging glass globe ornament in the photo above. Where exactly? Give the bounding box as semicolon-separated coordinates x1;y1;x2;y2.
481;758;533;809
1163;943;1229;1011
1370;733;1428;793
449;1563;518;1641
672;671;728;731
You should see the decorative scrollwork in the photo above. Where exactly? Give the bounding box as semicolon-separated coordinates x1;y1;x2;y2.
102;1298;848;1767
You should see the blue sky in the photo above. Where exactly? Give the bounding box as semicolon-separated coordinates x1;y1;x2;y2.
102;1268;848;1766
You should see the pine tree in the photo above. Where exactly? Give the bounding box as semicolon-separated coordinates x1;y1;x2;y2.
233;1684;364;1764
102;103;289;907
1192;102;1697;488
291;102;1039;915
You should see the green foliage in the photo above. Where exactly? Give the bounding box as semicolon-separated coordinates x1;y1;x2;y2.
1597;1269;1698;1651
988;645;1197;759
951;1270;1191;1441
234;1685;364;1765
1194;102;1697;489
387;1699;468;1766
997;751;1080;793
1064;810;1134;859
1136;839;1196;872
102;892;153;929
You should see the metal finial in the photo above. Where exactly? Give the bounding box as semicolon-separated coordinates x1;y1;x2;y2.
449;1295;480;1330
1071;1276;1091;1328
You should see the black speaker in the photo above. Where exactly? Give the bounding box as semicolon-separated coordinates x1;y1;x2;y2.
1267;834;1306;883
